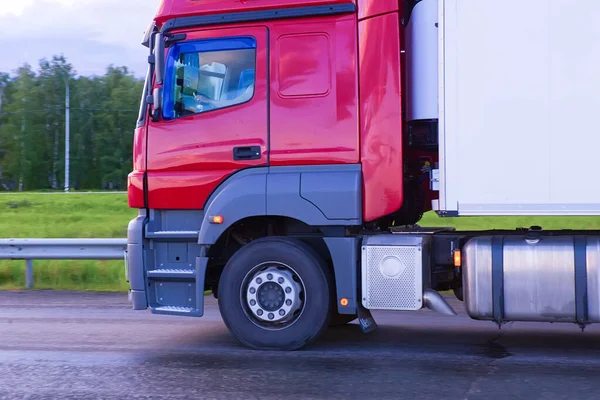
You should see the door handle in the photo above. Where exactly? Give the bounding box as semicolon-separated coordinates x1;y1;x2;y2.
233;146;261;160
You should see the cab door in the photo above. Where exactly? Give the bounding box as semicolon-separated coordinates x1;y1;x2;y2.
146;26;268;209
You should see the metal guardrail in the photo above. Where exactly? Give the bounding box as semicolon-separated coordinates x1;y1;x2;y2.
0;239;127;288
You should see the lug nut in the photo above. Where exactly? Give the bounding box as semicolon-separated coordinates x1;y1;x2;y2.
256;278;262;284
285;287;292;294
267;273;273;280
285;299;292;306
278;277;284;284
279;309;286;316
250;300;256;306
268;313;274;320
257;309;263;316
249;287;256;294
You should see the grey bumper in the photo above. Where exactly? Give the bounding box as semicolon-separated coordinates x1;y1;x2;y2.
127;209;148;310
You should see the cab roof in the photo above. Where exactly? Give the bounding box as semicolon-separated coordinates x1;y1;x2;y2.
154;0;358;24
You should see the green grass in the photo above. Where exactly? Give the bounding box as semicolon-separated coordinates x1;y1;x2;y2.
0;193;134;238
0;260;131;291
0;193;136;292
419;213;600;230
2;192;600;292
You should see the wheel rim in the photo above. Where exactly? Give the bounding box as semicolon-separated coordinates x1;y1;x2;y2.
240;262;305;330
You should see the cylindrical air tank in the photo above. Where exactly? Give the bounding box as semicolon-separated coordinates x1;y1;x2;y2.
405;0;439;122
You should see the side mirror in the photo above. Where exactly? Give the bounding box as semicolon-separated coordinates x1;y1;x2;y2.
141;21;156;48
151;87;163;122
151;32;165;122
154;32;165;85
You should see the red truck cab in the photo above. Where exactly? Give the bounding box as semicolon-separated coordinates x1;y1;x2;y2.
130;0;436;224
126;0;440;350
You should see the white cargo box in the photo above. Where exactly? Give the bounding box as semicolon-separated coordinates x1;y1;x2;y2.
435;0;600;216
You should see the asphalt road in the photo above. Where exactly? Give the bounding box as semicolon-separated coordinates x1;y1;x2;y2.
1;291;600;399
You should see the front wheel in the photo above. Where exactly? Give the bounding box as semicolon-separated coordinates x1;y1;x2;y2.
217;237;335;350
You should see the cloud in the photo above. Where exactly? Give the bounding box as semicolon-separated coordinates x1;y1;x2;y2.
0;0;36;16
0;0;159;77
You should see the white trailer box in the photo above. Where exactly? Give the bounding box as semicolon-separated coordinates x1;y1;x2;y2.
435;0;600;216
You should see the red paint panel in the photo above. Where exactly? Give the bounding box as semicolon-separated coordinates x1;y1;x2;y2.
127;172;145;208
269;15;359;166
359;13;404;222
156;0;357;23
132;126;146;172
155;0;170;20
128;126;147;208
147;122;267;172
145;26;268;209
147;171;228;209
278;34;331;97
357;0;398;20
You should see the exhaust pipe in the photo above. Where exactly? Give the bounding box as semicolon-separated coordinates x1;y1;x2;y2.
423;289;457;316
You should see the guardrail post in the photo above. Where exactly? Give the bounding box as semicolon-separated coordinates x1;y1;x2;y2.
25;259;33;289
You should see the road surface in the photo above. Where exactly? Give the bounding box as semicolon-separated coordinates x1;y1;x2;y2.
1;291;600;399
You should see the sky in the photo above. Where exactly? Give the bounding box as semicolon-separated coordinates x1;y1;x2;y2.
0;0;160;78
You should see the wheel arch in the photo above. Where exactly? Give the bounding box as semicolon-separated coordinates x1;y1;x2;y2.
206;214;359;316
197;165;363;246
198;165;363;316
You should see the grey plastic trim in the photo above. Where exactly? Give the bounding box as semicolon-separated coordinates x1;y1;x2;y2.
147;269;196;279
161;3;356;34
324;237;359;314
198;165;362;245
195;256;209;317
129;291;147;311
145;209;204;234
268;165;362;225
145;231;199;240
152;306;197;315
300;167;361;220
150;256;207;317
361;233;428;247
199;168;268;245
126;209;148;310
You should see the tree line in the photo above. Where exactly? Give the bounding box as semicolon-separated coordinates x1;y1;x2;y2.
0;55;144;191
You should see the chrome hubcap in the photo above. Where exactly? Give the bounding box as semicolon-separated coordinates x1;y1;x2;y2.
245;266;303;324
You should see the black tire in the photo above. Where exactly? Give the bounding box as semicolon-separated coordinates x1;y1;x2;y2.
217;237;335;350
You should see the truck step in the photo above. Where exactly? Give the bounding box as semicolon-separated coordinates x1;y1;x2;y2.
152;305;202;317
147;268;196;279
147;257;209;319
145;230;199;240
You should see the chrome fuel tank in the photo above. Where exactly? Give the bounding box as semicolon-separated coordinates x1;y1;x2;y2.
463;235;600;324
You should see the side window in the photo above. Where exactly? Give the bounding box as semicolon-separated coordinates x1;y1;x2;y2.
163;37;257;119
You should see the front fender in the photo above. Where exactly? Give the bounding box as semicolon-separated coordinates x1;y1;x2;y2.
198;165;362;245
198;168;267;245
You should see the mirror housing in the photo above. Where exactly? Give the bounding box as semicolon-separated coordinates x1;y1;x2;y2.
141;21;156;48
150;32;165;122
151;87;163;122
154;32;165;85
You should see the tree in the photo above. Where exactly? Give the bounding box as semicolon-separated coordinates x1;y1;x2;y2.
0;56;144;191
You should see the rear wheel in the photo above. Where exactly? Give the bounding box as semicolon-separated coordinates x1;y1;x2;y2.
217;237;335;350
